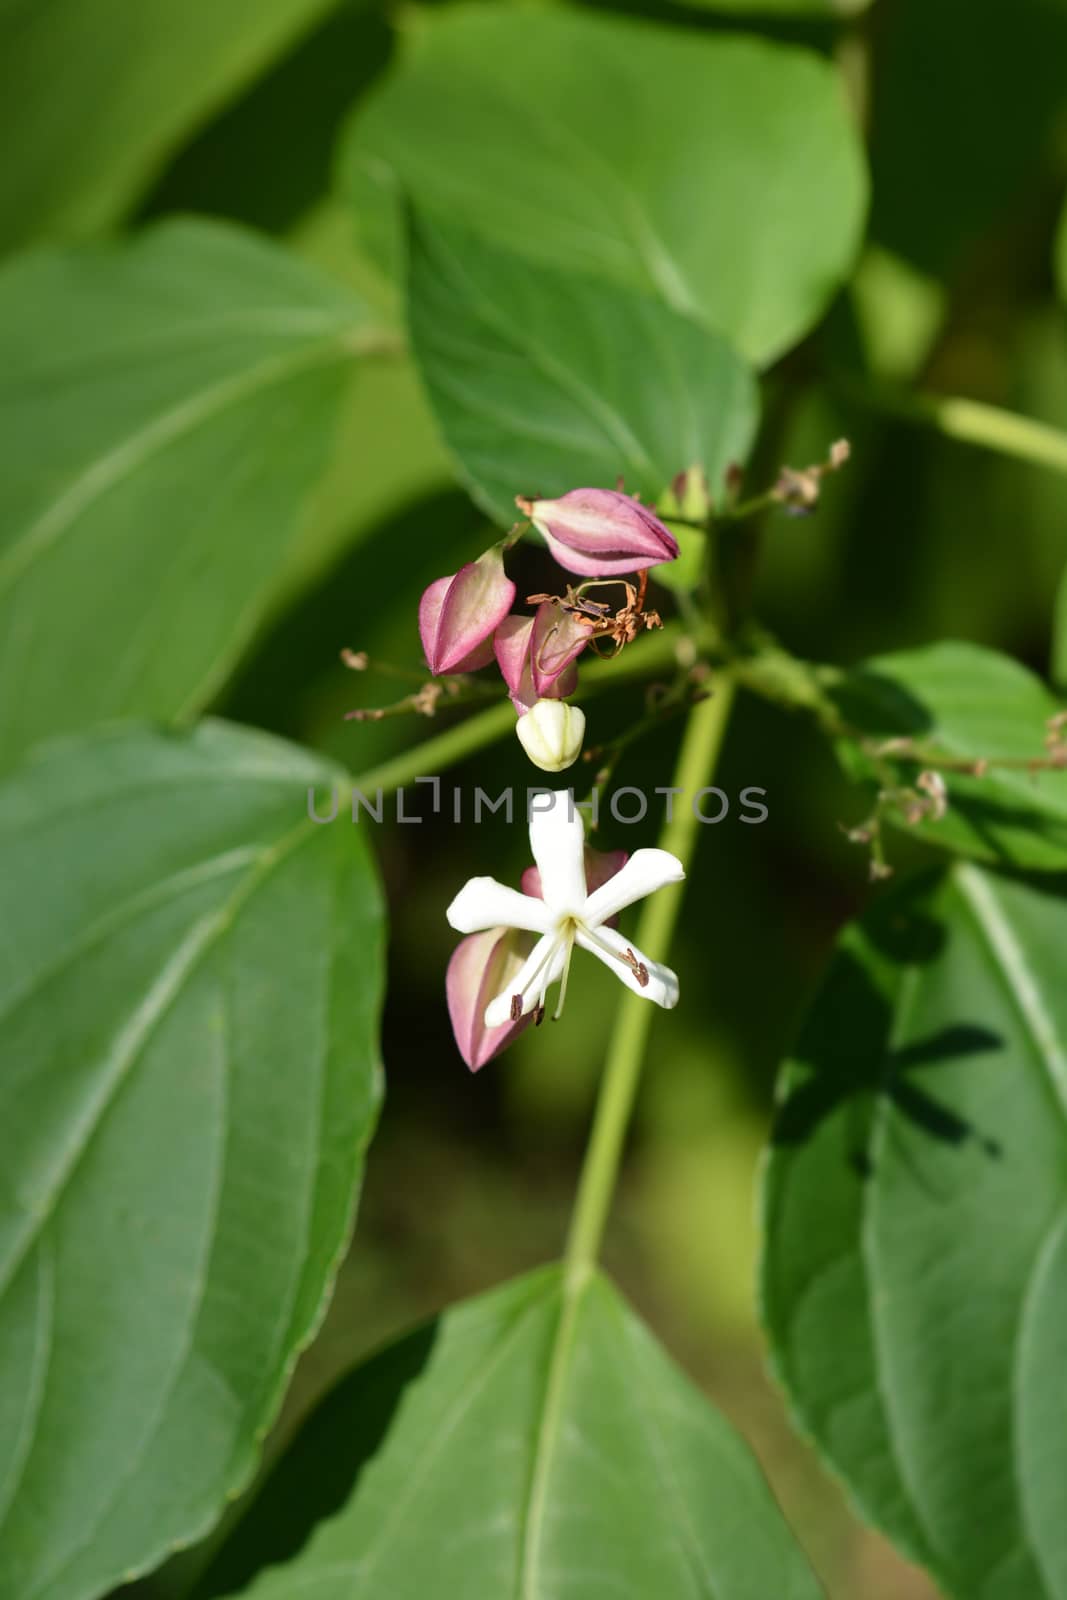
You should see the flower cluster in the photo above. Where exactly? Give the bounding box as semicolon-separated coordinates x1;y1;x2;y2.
418;488;678;771
446;791;683;1070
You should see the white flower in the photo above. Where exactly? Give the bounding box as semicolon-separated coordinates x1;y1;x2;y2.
446;790;683;1026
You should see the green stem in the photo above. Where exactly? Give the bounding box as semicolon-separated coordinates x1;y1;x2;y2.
354;698;517;793
850;381;1067;478
352;618;722;795
562;675;737;1285
716;487;781;524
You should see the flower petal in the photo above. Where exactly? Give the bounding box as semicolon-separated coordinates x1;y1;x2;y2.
484;931;567;1026
575;924;679;1008
421;549;516;675
519;488;679;578
419;573;497;674
582;848;685;927
417;574;452;672
494;613;537;713
536;530;649;579
446;876;553;936
438;551;516;673
521;845;627;903
528;790;587;915
447;928;534;1071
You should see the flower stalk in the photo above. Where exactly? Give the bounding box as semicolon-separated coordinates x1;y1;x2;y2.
842;377;1067;479
562;674;737;1286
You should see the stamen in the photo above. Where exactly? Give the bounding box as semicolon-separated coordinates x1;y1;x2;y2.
534;1003;546;1027
551;928;577;1021
582;925;651;986
506;932;564;1024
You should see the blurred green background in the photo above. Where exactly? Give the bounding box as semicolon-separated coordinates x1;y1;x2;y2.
7;0;1067;1595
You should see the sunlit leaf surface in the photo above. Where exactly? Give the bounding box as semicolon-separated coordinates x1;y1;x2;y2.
0;721;384;1600
202;1266;823;1600
343;5;868;366
763;865;1067;1599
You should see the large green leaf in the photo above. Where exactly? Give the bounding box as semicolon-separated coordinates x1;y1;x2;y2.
198;1265;822;1600
0;0;339;253
1054;205;1067;688
829;641;1067;869
342;5;867;366
761;864;1067;1600
407;215;760;526
0;721;384;1600
0;217;390;772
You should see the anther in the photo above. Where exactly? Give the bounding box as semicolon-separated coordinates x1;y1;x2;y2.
624;947;650;988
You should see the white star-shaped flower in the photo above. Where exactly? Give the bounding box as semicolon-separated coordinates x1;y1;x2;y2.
446;790;683;1026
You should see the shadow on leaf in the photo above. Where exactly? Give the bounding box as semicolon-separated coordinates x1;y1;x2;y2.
191;1320;439;1600
772;912;1004;1171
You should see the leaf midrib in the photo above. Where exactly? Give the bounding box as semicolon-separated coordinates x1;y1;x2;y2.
0;331;369;599
860;962;946;1570
477;81;700;318
0;845;257;1030
0;813;318;1308
28;842;347;1600
956;866;1067;1598
958;866;1067;1120
516;1267;592;1600
0;1240;53;1537
0;306;359;384
392;52;700;319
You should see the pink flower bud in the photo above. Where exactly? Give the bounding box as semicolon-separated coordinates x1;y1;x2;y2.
446;926;534;1071
419;546;516;676
494;601;587;714
516;488;679;578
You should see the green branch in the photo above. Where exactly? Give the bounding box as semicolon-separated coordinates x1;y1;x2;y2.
562;676;738;1285
352;618;722;796
850;380;1067;478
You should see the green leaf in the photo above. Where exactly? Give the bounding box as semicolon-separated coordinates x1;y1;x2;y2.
198;1265;823;1600
0;0;339;253
248;199;451;611
0;720;383;1600
407;215;760;526
342;5;868;366
655;522;710;596
830;641;1067;870
1051;216;1067;686
761;864;1067;1600
0;217;390;773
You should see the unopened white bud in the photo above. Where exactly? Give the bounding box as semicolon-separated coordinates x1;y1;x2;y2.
515;699;585;772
